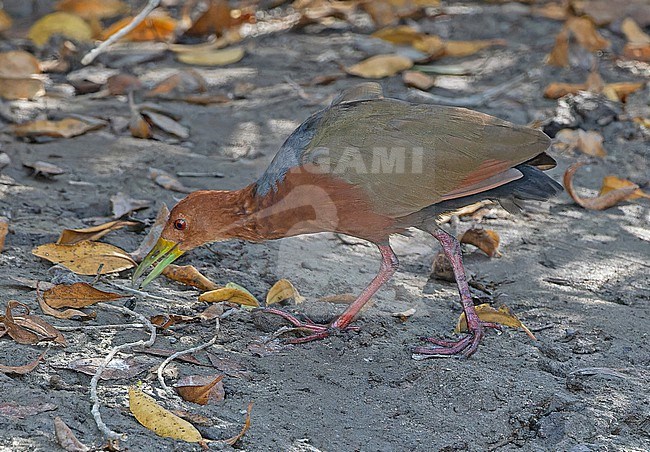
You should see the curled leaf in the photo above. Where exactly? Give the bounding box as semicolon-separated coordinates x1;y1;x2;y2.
599;175;650;200
0;350;46;375
563;162;638;210
162;264;219;291
42;282;124;308
456;304;536;340
555;129;606;157
9;118;104;139
57;220;141;245
128;387;204;442
199;283;259;308
460;228;501;257
224;402;253;446
28;12;93;47
175;374;225;405
391;308;416;322
346;54;413;79
32;241;136;275
38;293;96;321
1;301;66;345
0;217;7;252
54;416;90;452
266;279;305;306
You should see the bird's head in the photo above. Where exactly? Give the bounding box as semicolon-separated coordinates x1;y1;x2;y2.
133;190;251;288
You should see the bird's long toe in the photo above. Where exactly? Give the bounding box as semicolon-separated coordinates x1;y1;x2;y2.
413;322;496;359
260;307;359;343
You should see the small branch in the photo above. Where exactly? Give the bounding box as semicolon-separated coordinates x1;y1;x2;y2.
157;318;220;393
81;0;162;65
104;281;172;302
57;323;145;331
90;303;156;440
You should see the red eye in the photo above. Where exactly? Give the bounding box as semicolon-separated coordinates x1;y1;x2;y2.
173;219;187;231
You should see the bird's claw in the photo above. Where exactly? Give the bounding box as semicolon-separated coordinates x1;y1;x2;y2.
412;321;500;359
261;307;359;344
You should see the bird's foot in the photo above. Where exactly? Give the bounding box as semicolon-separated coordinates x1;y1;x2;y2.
260;307;360;344
412;322;501;359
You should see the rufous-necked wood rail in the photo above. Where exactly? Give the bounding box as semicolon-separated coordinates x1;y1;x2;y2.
133;82;562;358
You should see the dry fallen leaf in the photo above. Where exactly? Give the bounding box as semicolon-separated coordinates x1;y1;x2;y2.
42;282;124;309
402;70;435;90
58;220;140;245
0;77;44;100
148;168;192;193
24;161;65;177
176;46;245;66
102;11;176;41
456;304;536;340
162;265;219;291
129;109;152;139
56;0;128;20
175;374;225;405
129;386;204;443
54;416;90;452
199;283;259;308
531;3;570;21
9;118;104;139
601;82;645;103
28;12;93;47
224;401;253;446
0;9;12;32
266;279;305;306
145;70;208;98
566;16;611;51
599;175;650;200
391;307;416;322
624;43;650;62
621;18;650;44
460;228;501;257
0;350;45;375
32;241;136;275
346;54;413;79
0;217;7;252
1;301;66;345
0;50;40;78
563;162;639;210
131;204;170;262
140;110;189;139
111;192;152;219
443;39;506;58
431;251;454;282
555;129;607;157
38;292;96;321
107;73;142;95
150;313;198;330
185;0;232;37
546;26;569;67
67;357;149;380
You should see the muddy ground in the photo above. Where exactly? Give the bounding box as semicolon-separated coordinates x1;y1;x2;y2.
0;1;649;451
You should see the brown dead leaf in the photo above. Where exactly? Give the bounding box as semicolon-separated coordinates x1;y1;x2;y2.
131;204;170;262
1;301;66;345
601;82;645;102
54;416;90;452
0;78;45;100
0;50;40;78
624;43;650;62
431;251;454;282
111;192;152;218
563;162;639;210
0;9;12;32
402;70;435;90
460;228;501;257
150;314;198;330
224;402;253;446
185;0;234;37
57;220;140;245
546;27;569;67
106;73;142;95
198;303;223;322
599;175;650;200
9;118;103;139
42;282;124;309
140;111;190;138
443;39;506;58
32;241;136;275
56;0;128;20
162;265;219;291
346;54;413;79
144;71;208;98
38;293;96;321
0;350;46;375
265;279;305;306
148;168;192;193
566;17;610;51
543;81;585;98
199;283;259;308
67;357;149;380
129;109;152;139
621;18;650;44
555;129;606;157
102;10;176;42
0;217;7;252
456;304;536;340
175;374;225;405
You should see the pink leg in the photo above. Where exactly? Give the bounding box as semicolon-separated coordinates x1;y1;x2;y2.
262;244;398;343
414;228;499;358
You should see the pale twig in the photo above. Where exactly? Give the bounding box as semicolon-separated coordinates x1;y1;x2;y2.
90;303;156;440
57;323;145;331
81;0;162;65
104;281;171;302
157;318;220;393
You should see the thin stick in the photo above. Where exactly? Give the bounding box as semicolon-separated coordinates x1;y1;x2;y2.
105;281;172;302
57;323;145;331
90;303;156;440
157;318;220;393
81;0;162;65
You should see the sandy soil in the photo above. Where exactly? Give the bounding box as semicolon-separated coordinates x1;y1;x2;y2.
0;1;649;451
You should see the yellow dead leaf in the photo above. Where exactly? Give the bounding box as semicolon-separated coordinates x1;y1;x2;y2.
32;241;136;275
544;81;585;99
176;46;245;66
57;220;139;245
555;129;606;157
56;0;129;20
601;81;645;102
599;175;650;200
102;11;176;41
0;51;40;78
412;35;445;56
0;218;7;253
162;264;219;291
346;54;413;79
402;70;435;90
9;118;103;139
621;18;650;44
42;282;124;308
443;39;506;58
371;25;421;45
28;12;93;47
456;304;536;340
175;374;224;405
266;279;305;306
128;387;204;443
531;3;570;21
563;162;639;210
624;43;650;62
460;228;501;257
546;27;569;67
0;9;12;32
566;16;610;51
0;78;44;100
199;282;259;307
